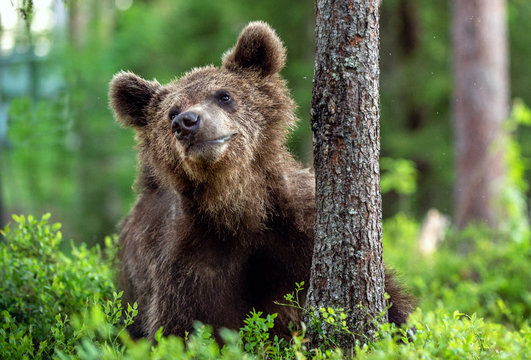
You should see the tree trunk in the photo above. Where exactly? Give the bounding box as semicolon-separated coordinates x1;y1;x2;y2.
452;0;509;229
306;0;386;349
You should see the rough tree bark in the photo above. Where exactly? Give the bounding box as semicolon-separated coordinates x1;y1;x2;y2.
305;0;386;348
452;0;509;229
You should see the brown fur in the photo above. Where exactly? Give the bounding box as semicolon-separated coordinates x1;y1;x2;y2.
109;21;413;339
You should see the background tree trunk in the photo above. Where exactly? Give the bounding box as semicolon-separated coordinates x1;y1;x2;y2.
306;0;386;348
452;0;509;229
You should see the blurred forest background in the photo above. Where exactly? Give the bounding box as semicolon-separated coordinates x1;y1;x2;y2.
1;0;530;246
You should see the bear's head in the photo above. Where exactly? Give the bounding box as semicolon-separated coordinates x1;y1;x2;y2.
109;22;298;231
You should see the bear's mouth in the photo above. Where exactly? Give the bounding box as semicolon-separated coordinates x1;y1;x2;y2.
184;133;237;152
204;133;237;145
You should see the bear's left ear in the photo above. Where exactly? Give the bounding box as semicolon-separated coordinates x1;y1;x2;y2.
109;71;161;128
222;21;286;77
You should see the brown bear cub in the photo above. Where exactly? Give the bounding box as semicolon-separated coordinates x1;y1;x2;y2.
109;21;413;339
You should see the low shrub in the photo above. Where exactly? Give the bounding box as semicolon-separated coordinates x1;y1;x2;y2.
1;214;530;359
358;309;531;360
0;214;116;358
383;212;531;329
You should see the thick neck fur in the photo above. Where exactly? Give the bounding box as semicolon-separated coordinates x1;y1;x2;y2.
174;147;295;236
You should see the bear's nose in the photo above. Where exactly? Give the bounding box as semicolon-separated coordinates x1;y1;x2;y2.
171;111;201;140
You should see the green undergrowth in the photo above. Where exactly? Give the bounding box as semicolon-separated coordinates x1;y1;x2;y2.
1;214;530;359
383;212;531;330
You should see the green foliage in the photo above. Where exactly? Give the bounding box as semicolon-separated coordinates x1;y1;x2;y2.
275;282;391;354
382;101;531;329
239;309;280;357
432;227;530;328
1;214;531;359
357;310;531;360
0;214;115;358
379;1;453;218
383;213;531;330
380;158;417;196
12;0;34;23
275;281;348;349
380;157;417;213
499;99;531;239
5;97;76;217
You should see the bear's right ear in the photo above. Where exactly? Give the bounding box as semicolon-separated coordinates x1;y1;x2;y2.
222;21;286;77
109;71;161;128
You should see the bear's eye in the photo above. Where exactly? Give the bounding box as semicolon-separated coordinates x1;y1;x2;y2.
217;91;232;104
213;90;236;112
168;107;180;122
